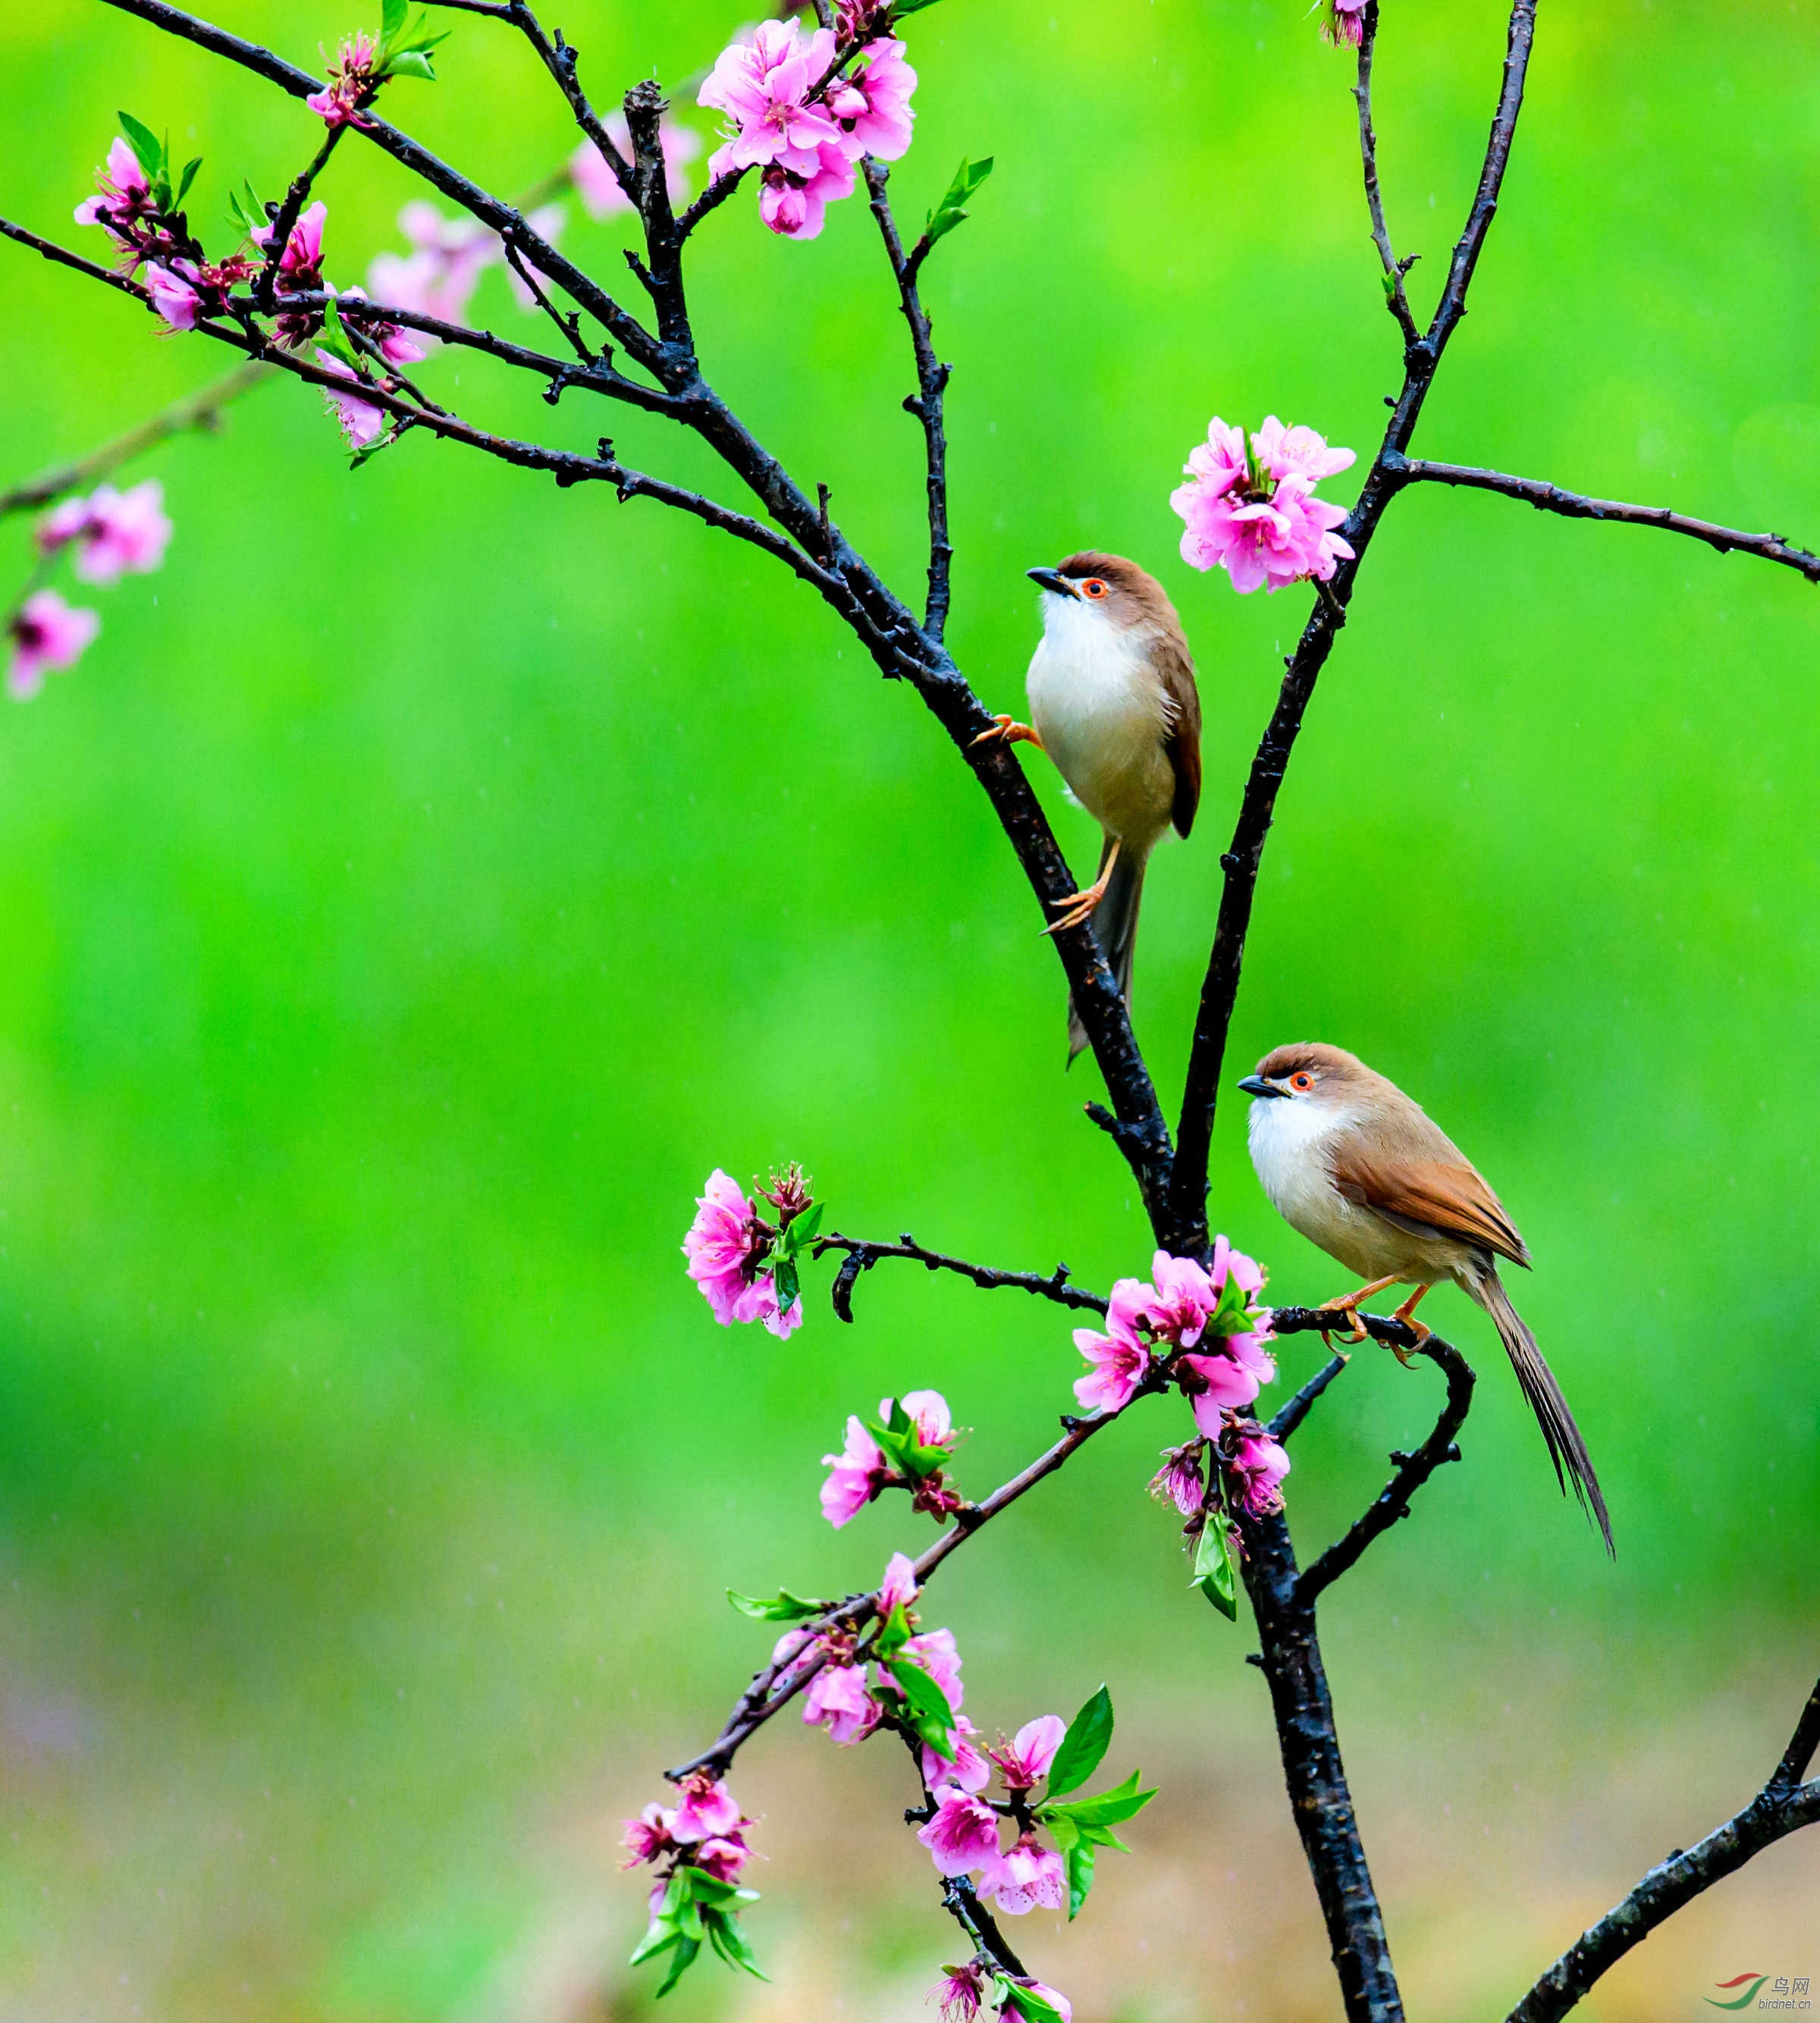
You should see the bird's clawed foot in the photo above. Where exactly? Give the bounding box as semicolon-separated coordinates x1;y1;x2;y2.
1314;1275;1401;1348
1043;839;1119;938
1387;1285;1432;1367
972;714;1043;751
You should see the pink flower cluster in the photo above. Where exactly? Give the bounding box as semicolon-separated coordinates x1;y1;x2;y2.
682;1168;804;1338
1073;1240;1274;1431
1323;0;1368;48
698;17;916;240
820;1388;960;1526
917;1714;1070;1917
250;202;333;347
1172;416;1357;594
306;30;380;128
73;135;255;334
620;1770;754;1887
570;117;701;221
39;481;171;583
7;592;99;701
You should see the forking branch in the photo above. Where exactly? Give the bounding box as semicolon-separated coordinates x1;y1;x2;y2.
8;0;1819;2016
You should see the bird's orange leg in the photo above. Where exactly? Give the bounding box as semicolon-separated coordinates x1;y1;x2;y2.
971;714;1045;751
1043;836;1120;937
1388;1284;1433;1366
1315;1275;1401;1352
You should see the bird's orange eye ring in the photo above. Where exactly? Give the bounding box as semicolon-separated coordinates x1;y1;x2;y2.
1081;579;1109;599
1290;1072;1313;1092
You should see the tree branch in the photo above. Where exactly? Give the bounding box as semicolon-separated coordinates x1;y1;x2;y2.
1354;1;1420;348
255;123;344;313
863;159;954;639
815;1231;1107;1321
1168;0;1539;1250
1296;1337;1475;1604
1387;455;1820;582
1507;1680;1820;2023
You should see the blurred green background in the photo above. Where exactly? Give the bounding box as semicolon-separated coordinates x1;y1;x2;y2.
2;0;1817;2018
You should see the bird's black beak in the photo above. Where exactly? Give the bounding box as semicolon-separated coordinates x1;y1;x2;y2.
1027;567;1076;598
1237;1074;1285;1099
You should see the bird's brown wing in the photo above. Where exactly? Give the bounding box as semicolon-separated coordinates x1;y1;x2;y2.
1329;1146;1532;1270
1155;632;1201;838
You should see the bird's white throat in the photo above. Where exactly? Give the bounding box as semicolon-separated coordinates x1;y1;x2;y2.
1247;1094;1357;1234
1026;594;1169;838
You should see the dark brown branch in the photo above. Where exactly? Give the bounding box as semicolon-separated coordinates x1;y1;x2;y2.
815;1231;1106;1322
255;123;344;313
1168;0;1538;1252
0;359;274;515
1296;1338;1475;1604
1387;455;1820;582
863;159;954;639
1267;1353;1350;1443
1354;2;1420;348
1507;1681;1820;2023
942;1877;1028;1981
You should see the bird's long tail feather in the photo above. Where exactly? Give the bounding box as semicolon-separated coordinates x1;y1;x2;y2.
1066;839;1147;1063
1473;1268;1614;1555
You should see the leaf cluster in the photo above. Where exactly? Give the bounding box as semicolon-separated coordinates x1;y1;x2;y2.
629;1864;767;1999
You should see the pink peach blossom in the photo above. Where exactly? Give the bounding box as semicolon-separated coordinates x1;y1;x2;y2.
314;352;387;449
1211;1232;1266;1298
802;1658;879;1744
1072;1276;1153;1412
980;1833;1066;1915
692;1834;751;1881
41;481;171;583
989;1715;1065;1792
251;199;325;282
1150;1439;1207;1515
923;1712;992;1795
670;1772;741;1844
1229;1429;1291;1516
74;135;151;234
1179;1348;1263;1437
143;262;202;331
1007;1981;1074;2022
1143;1250;1218;1347
758;143;856;240
930;1960;988;2023
306;30;378;127
902;1626;963;1711
683;1168;799;1336
619;1802;676;1867
827;36;916;160
700;20;845;180
821;1415;890;1526
1323;0;1367;49
915;1784;1002;1875
1172;415;1356;594
895;1389;954;1451
570;117;701;219
7;591;99;701
879;1549;919;1617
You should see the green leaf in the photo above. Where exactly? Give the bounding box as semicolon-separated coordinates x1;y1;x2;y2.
116;110;165;180
771;1252;799;1313
1045;1684;1112;1798
1191;1516;1238;1620
381;0;407;43
1043;1811;1078;1852
677;1864;746;1908
890;0;948;14
883;1656;956;1759
996;1980;1068;2023
873;1600;912;1658
1078;1822;1133;1853
385;47;438;80
347;431;400;472
726;1586;827;1622
922;155;993;251
317;296;362;372
174;156;202;208
653;1934;701;1997
1042;1769;1157;1829
701;1905;769;1980
779;1201;824;1254
1065;1838;1096;1920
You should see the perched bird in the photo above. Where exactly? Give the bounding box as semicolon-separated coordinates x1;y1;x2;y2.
977;551;1201;1058
1238;1042;1613;1553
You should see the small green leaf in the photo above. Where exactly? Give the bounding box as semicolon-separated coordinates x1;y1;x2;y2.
890;0;948;14
385;47;438;80
347;430;400;472
772;1252;799;1313
1065;1839;1096;1920
780;1202;824;1253
1191;1516;1238;1620
1078;1822;1133;1853
726;1586;827;1622
116;110;165;180
873;1600;912;1658
317;296;362;371
174;156;202;207
884;1655;956;1759
996;1980;1068;2023
677;1865;744;1907
381;0;407;43
1042;1769;1157;1829
1046;1684;1112;1798
653;1934;701;1997
922;155;993;250
1043;1811;1079;1852
701;1905;769;1980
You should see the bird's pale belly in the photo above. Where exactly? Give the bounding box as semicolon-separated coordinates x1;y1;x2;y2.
1028;641;1173;842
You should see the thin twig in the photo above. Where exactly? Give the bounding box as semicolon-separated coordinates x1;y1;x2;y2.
863;160;954;639
815;1231;1106;1321
255;124;344;313
1354;2;1420;348
1387;454;1820;582
1507;1680;1820;2023
1296;1338;1476;1604
1267;1353;1350;1443
0;360;274;516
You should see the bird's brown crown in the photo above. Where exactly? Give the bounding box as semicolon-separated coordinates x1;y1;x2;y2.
1051;551;1185;635
1254;1041;1374;1090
